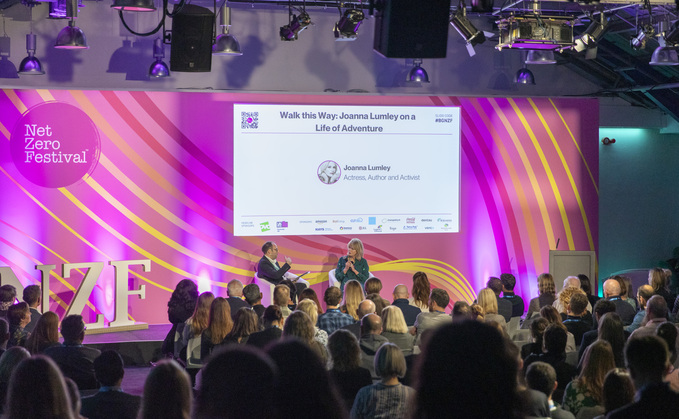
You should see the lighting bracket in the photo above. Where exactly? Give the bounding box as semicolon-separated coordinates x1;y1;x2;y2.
496;14;575;51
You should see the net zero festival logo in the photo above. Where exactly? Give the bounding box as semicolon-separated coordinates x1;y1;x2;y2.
10;102;101;188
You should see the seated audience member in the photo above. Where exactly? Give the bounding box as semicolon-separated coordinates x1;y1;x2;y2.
366;293;389;315
257;241;292;285
413;321;523;419
409;272;431;313
65;377;84;419
44;314;101;390
602;278;636;326
299;288;324;315
162;279;198;358
243;283;266;320
181;291;214;375
138;359;191;419
597;312;626;368
297;298;329;346
648;267;675;313
562;292;592;347
226;279;249;319
267;339;345;419
526;273;556;321
478;288;508;333
0;285;16;319
391;285;421;326
200;297;233;361
629;295;669;341
525;361;575;419
557;287;593;324
0;346;29;413
618;276;637;311
579;299;616;359
342;280;365;321
627;284;653;333
608;336;679;418
318;286;354;335
247;305;284;349
283;310;328;363
470;303;485;321
280;278;302;309
222;307;259;345
504;339;549;418
351;343;414;419
656;321;679;392
522;317;549;360
328;330;373;411
274;284;292;321
380;306;415;356
486;277;513;322
562;340;615;417
80;350;141;419
553;276;592;314
0;319;9;356
539;305;576;352
364;277;383;297
413;288;452;347
597;368;634;419
22;284;41;333
578;274;601;309
501;273;525;318
359;313;389;380
7;302;30;347
451;301;471;323
342;300;376;340
524;324;577;403
25;311;59;355
195;346;278;419
6;355;74;419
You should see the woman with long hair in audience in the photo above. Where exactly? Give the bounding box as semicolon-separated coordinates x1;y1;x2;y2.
478;288;508;333
6;355;75;419
297;298;329;346
380;306;415;356
25;311;59;355
539;305;576;352
562;340;615;417
162;279;199;358
597;312;626;368
578;274;601;309
299;288;324;315
200;297;233;361
351;343;414;419
409;271;430;312
0;346;30;413
138;359;192;419
341;280;364;321
526;273;556;320
181;292;214;357
328;330;373;412
649;267;675;311
521;317;549;360
335;238;370;292
223;307;259;345
600;368;635;418
283;310;328;363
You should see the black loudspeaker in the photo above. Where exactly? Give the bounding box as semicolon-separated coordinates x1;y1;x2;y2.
373;0;451;58
170;4;214;72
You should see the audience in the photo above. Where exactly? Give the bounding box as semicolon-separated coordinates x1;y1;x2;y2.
182;291;215;373
578;274;600;309
138;359;192;419
247;304;283;349
318;286;354;335
162;279;198;358
477;287;508;333
226;279;249;319
648;267;675;312
243;284;265;319
597;312;626;368
65;377;85;419
524;324;577;403
626;284;653;333
525;273;556;321
562;291;591;346
200;297;234;360
487;276;513;322
409;272;430;312
297;298;329;345
562;340;615;417
522;317;549;360
656;321;679;392
525;361;574;419
24;310;59;355
363;277;383;296
451;301;471;322
413;288;451;347
358;313;388;380
80;350;141;419
283;310;328;363
579;299;617;359
351;343;414;419
0;319;9;356
390;285;421;326
273;284;293;321
342;280;365;321
22;284;41;333
299;287;324;315
380;306;415;356
7;302;30;347
366;292;389;315
501;273;525;318
629;295;668;340
539;305;576;352
553;276;592;314
602;278;636;326
223;306;259;345
0;285;16;319
328;329;373;411
0;346;30;413
597;368;634;419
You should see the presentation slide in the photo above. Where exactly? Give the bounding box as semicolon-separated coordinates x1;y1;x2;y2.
233;104;460;236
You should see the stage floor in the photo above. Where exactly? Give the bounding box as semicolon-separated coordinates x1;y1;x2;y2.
83;324;169;367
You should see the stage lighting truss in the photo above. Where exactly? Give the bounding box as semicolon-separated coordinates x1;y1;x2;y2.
280;8;312;41
450;3;486;56
334;8;364;41
496;14;575;51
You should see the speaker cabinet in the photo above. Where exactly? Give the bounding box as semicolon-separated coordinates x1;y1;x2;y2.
170;4;214;72
373;0;451;58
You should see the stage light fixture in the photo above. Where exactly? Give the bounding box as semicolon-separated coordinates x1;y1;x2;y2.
573;14;608;59
665;21;679;46
149;37;170;77
450;3;486;57
18;3;44;75
111;0;155;12
280;11;312;41
630;24;653;50
213;5;242;55
525;49;556;64
650;45;679;65
334;8;364;41
515;66;535;85
54;0;88;49
406;59;430;83
0;36;19;79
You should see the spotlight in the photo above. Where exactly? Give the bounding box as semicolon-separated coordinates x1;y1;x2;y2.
406;59;430;83
573;15;608;59
450;4;485;57
515;66;535;85
18;34;44;75
334;9;364;41
111;0;156;12
630;24;653;50
213;5;242;55
649;46;679;66
54;0;87;49
149;37;170;77
280;11;311;41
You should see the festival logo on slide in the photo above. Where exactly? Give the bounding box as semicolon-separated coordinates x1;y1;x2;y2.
10;102;101;188
317;160;340;184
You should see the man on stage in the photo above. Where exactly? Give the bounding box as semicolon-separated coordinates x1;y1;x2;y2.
257;242;295;285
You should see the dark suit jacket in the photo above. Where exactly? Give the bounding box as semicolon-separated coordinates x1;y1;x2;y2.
257;256;290;285
80;389;141;419
44;343;101;390
608;382;679;419
392;299;421;326
246;326;282;349
226;297;249;320
610;297;637;326
497;296;513;322
25;307;41;333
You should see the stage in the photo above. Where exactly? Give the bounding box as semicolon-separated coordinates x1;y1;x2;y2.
83;324;169;367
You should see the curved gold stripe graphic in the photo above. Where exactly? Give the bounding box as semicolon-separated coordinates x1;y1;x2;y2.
528;99;595;252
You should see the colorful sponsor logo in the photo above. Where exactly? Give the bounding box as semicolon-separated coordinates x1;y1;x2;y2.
368;217;376;225
406;217;415;223
403;225;418;230
260;222;271;232
276;221;288;228
350;218;364;223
